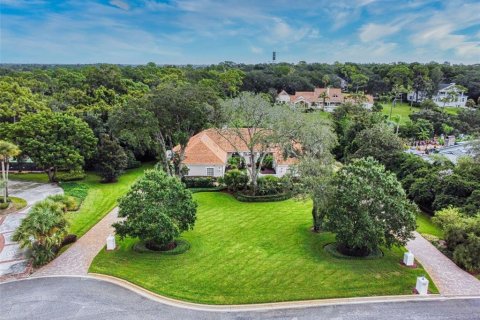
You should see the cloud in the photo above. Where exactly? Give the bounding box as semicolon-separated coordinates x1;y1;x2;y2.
250;46;263;54
109;0;130;10
359;23;401;42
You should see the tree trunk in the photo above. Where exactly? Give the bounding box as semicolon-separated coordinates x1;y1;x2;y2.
5;161;9;198
155;132;173;176
46;167;56;183
312;201;320;232
1;161;6;203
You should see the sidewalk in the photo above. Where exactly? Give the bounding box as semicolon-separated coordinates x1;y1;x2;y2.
406;231;480;296
33;208;118;276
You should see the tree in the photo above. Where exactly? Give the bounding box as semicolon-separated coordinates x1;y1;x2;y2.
147;82;217;176
96;134;128;183
0;79;49;122
10;112;97;182
274;105;337;231
322;74;330;88
348;123;404;169
217;92;276;194
0;140;20;203
318;91;329;110
325;158;417;256
466;98;477;108
114;169;197;250
12;199;68;266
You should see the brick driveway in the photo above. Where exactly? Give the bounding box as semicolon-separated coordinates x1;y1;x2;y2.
407;231;480;296
33;208;118;276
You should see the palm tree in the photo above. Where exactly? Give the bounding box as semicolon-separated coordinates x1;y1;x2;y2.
0;140;21;203
318;91;329;110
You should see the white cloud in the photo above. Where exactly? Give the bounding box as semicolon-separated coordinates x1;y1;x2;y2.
109;0;130;10
250;46;263;54
359;23;401;42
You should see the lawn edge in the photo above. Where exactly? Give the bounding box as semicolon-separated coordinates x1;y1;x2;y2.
81;273;453;310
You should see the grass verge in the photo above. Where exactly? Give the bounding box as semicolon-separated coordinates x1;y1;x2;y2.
90;192;437;304
416;211;443;238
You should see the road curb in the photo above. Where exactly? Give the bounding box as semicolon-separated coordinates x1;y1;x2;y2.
6;274;480;312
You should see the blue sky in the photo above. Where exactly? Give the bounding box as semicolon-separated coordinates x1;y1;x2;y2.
1;0;479;64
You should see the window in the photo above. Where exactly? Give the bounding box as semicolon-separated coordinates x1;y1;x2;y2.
206;167;214;176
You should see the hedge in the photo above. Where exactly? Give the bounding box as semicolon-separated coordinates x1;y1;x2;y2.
182;176;216;188
234;192;292;202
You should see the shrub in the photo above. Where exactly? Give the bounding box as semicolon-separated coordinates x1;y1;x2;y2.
182;176;216;188
220;169;248;192
114;169;197;249
125;149;141;169
47;194;79;212
96;134;128;183
0;201;9;209
61;234;77;247
262;155;274;170
234;192;291;202
56;170;86;182
257;175;288;195
434;207;480;272
12;199;68;266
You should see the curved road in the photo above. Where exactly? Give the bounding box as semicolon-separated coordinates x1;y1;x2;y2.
1;277;479;320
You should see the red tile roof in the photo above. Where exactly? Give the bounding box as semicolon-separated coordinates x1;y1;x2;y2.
175;128;298;166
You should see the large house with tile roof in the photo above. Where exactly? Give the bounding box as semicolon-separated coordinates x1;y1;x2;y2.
174;128;297;178
276;87;374;112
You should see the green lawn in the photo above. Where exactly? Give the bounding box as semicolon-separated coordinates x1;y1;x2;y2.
11;164;152;238
10;172;50;183
90;192;437;304
65;164;153;237
381;102;420;124
416;212;443;238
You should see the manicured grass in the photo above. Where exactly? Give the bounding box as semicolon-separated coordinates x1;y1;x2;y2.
442;107;460;115
11;164;153;238
305;110;331;121
0;196;27;214
10;196;27;210
10;172;50;183
381;102;420;124
416;212;443;238
90;192;437;304
66;164;153;238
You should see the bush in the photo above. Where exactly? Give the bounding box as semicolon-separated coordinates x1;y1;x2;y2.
96;134;128;183
12;199;68;266
125;149;141;169
234;192;291;202
114;169;197;248
47;194;79;212
182;176;216;188
257;175;289;196
0;201;9;209
220;169;248;192
56;170;86;182
61;234;77;247
434;207;480;272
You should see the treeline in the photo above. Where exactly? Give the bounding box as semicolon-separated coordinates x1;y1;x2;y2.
2;61;480;101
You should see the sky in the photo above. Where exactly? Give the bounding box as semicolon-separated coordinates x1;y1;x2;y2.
0;0;479;65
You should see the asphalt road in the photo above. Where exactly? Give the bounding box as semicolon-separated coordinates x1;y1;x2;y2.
1;277;480;320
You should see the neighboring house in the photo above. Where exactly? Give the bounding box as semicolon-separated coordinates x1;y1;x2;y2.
174;128;297;178
276;87;374;112
407;83;468;107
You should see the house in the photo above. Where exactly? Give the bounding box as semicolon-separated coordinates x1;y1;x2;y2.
276;87;374;112
174;128;297;178
407;83;468;107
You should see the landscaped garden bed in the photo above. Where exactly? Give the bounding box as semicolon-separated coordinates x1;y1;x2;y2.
90;192;437;304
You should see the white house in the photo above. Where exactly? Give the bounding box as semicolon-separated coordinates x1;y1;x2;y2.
174;128;297;178
276;87;374;112
407;83;468;108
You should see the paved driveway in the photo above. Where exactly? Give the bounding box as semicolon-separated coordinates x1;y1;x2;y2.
1;277;479;320
0;180;63;279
